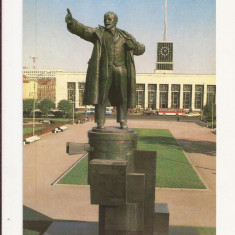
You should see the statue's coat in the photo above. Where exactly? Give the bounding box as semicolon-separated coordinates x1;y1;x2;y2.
67;19;145;108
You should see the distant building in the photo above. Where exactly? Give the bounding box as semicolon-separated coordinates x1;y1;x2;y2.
23;69;63;78
55;15;215;111
37;78;56;102
55;40;216;111
22;69;61;102
23;74;38;100
55;72;216;112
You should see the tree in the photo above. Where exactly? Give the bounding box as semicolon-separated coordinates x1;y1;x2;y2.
203;102;216;121
23;99;38;117
57;100;73;117
39;98;55;117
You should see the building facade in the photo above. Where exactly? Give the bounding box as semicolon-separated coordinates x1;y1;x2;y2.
23;69;63;79
23;74;38;100
55;35;215;111
23;69;60;102
55;72;216;111
37;78;56;102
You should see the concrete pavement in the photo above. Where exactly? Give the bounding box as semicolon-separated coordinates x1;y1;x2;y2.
23;119;216;228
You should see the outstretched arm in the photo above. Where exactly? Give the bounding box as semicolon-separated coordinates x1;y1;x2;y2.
65;8;96;43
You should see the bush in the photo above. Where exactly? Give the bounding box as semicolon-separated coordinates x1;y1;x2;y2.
49;110;64;118
58;100;73;117
39;99;55;117
203;102;216;121
23;99;39;117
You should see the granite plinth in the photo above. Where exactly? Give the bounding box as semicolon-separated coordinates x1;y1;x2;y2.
86;127;169;234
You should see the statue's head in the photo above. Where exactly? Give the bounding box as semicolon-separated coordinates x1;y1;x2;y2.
104;12;118;30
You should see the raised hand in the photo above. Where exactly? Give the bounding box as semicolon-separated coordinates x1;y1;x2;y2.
65;8;73;24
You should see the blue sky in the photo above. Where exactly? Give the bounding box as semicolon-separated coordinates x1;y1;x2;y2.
23;0;216;74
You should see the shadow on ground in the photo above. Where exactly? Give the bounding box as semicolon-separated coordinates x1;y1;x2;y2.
138;135;216;157
177;139;216;156
23;206;53;235
23;218;216;235
138;136;181;149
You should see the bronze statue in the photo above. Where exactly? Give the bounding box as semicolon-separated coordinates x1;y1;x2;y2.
65;9;145;129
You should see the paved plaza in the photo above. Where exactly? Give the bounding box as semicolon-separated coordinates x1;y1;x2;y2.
23;118;216;229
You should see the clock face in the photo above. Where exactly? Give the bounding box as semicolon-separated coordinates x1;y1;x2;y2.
160;46;170;57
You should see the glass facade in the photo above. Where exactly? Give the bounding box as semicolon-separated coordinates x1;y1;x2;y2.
183;85;192;109
159;84;168;108
195;85;204;109
136;84;145;108
148;84;157;109
171;84;180;108
67;82;76;108
78;82;85;106
207;85;216;104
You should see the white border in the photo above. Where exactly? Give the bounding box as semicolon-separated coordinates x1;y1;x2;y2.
2;0;23;234
2;0;235;234
217;0;235;234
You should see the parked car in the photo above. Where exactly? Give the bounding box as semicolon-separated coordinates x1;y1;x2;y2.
158;108;186;116
86;107;95;114
106;107;113;115
183;112;200;117
40;120;50;124
143;109;156;115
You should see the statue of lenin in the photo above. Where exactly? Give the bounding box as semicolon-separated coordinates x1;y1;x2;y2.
65;9;145;129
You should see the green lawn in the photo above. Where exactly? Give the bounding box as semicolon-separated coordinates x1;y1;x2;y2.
58;129;205;189
170;226;216;235
24;118;70;122
197;227;216;234
135;129;205;188
58;156;88;185
23;229;40;235
23;127;45;135
23;225;215;235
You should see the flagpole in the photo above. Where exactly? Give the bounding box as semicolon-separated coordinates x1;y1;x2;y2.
164;0;167;41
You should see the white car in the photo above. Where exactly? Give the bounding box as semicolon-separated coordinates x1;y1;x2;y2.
40;120;50;124
184;112;201;117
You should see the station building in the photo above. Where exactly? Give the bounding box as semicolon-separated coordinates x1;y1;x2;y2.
55;41;216;112
55;72;215;112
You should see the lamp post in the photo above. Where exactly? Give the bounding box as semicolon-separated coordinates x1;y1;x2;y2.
32;80;36;136
31;71;52;136
72;96;75;125
200;91;203;121
211;96;214;129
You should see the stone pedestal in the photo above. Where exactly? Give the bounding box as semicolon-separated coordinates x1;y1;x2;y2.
66;126;170;234
87;126;167;235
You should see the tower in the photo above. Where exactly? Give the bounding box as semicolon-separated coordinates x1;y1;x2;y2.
155;0;174;73
30;56;38;70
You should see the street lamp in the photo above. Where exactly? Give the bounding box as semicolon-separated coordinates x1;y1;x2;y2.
72;95;75;125
31;71;52;136
211;95;214;129
33;80;36;136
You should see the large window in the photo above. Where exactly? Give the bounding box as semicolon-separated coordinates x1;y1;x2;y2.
78;82;85;106
171;84;180;108
183;85;192;109
159;84;168;108
195;85;204;109
67;82;76;108
136;84;145;108
207;85;216;104
148;84;157;109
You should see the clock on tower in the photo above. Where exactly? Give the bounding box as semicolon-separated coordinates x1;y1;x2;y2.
156;42;174;72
